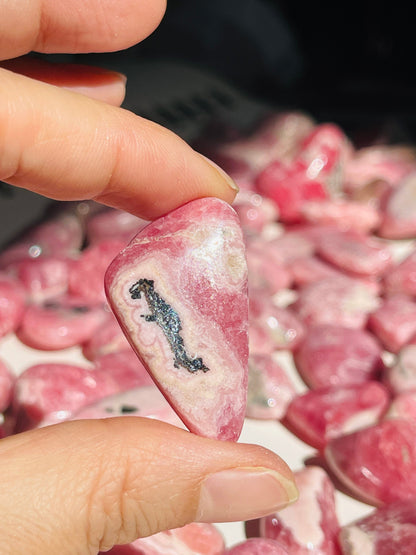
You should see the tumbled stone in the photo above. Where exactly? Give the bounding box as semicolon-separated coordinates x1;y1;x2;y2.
368;294;416;353
246;353;296;420
13;256;70;303
290;256;343;287
259;466;340;554
383;249;416;297
94;349;154;390
233;190;279;236
384;391;416;422
105;198;249;441
284;382;389;451
82;313;131;360
17;295;106;350
300;199;381;234
0;358;14;413
325;419;416;505
86;208;149;245
104;522;225;554
225;538;289;554
293;276;380;329
293;324;384;388
246;239;292;296
316;230;392;277
379;172;416;238
0;273;26;339
250;304;305;352
384;344;416;394
339;500;416;555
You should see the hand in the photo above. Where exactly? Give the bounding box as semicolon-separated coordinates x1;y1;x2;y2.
0;2;297;553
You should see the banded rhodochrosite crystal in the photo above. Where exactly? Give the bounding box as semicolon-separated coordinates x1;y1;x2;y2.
105;198;249;441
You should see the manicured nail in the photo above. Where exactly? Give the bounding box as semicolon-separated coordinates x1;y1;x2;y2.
196;467;298;523
199;154;240;193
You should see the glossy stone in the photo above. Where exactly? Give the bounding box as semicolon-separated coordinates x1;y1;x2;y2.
300;199;381;234
293;325;384;388
94;349;154;390
284;382;390;451
0;273;26;338
226;538;289;554
14;256;70;303
325;419;416;505
290;256;343;287
86;208;149;245
0;358;14;413
384;391;416;422
379;172;416;239
105;198;249;441
368;294;416;353
259;466;340;554
384;344;416;394
339;501;416;555
383;249;416;297
250;304;305;353
82;312;131;360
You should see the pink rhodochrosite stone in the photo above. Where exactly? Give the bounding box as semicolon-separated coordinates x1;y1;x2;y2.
94;349;154;390
384;344;416;394
86;208;149;245
0;273;26;338
325;419;416;506
368;294;416;353
259;466;340;554
0;358;14;413
284;382;390;451
384;391;416;422
104;522;225;554
225;538;289;554
293;325;384;389
383;249;416;297
82;313;132;360
339;500;416;555
13;256;70;303
300;199;381;234
379;172;416;239
105;198;249;441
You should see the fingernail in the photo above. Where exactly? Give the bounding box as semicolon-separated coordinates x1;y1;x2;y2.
196;467;298;523
199;154;240;193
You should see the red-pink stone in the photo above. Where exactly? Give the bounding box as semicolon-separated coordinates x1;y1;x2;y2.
105;198;249;441
250;304;305;352
300;199;381;234
290;256;343;287
259;466;340;554
384;344;416;394
68;240;126;304
17;296;107;350
246;240;292;296
70;386;186;429
225;538;289;554
383;250;416;297
233;191;279;236
14;256;69;303
339;501;416;555
12;363;119;431
255;159;327;223
104;522;225;554
368;294;416;353
0;273;26;338
379;172;416;238
246;353;296;420
384;391;416;423
316;230;392;277
86;208;149;245
325;419;416;506
292;276;380;329
82;313;131;360
293;325;384;388
284;382;390;451
267;231;316;264
94;349;154;390
0;358;14;413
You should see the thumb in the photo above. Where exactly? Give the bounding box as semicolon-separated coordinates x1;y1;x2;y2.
0;418;297;554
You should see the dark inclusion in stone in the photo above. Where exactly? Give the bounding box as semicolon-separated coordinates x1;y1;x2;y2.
129;278;210;374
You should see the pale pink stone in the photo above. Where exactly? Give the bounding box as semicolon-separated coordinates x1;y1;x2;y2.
12;363;119;431
82;313;131;360
86;208;149;245
94;349;154;390
246;240;292;296
259;466;340;554
250;304;305;352
225;538;289;554
383;249;416;297
266;231;316;264
290;256;343;287
292;277;380;329
325;419;416;506
368;294;416;353
316;230;392;277
379;172;416;238
293;325;384;388
255;159;327;223
0;358;14;413
284;382;390;451
339;500;416;555
70;386;186;429
0;273;26;338
300;199;381;234
246;353;296;420
384;391;416;422
233;191;279;236
105;198;249;441
17;295;107;350
248;320;276;355
384;344;416;394
68;240;126;304
104;522;225;554
14;256;69;303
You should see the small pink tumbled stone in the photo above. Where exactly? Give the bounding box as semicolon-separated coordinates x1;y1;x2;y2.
284;382;390;451
339;500;416;555
325;419;416;506
94;349;154;390
0;358;15;413
290;256;343;287
384;344;416;394
259;466;340;555
368;294;416;353
383;249;416;297
246;353;296;420
86;208;149;245
105;198;249;441
293;324;384;389
225;538;289;554
104;522;225;554
384;391;416;423
14;256;70;303
250;304;305;352
82;313;131;360
379;172;416;239
0;273;26;339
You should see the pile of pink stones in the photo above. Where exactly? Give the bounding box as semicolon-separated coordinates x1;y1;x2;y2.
1;111;416;552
